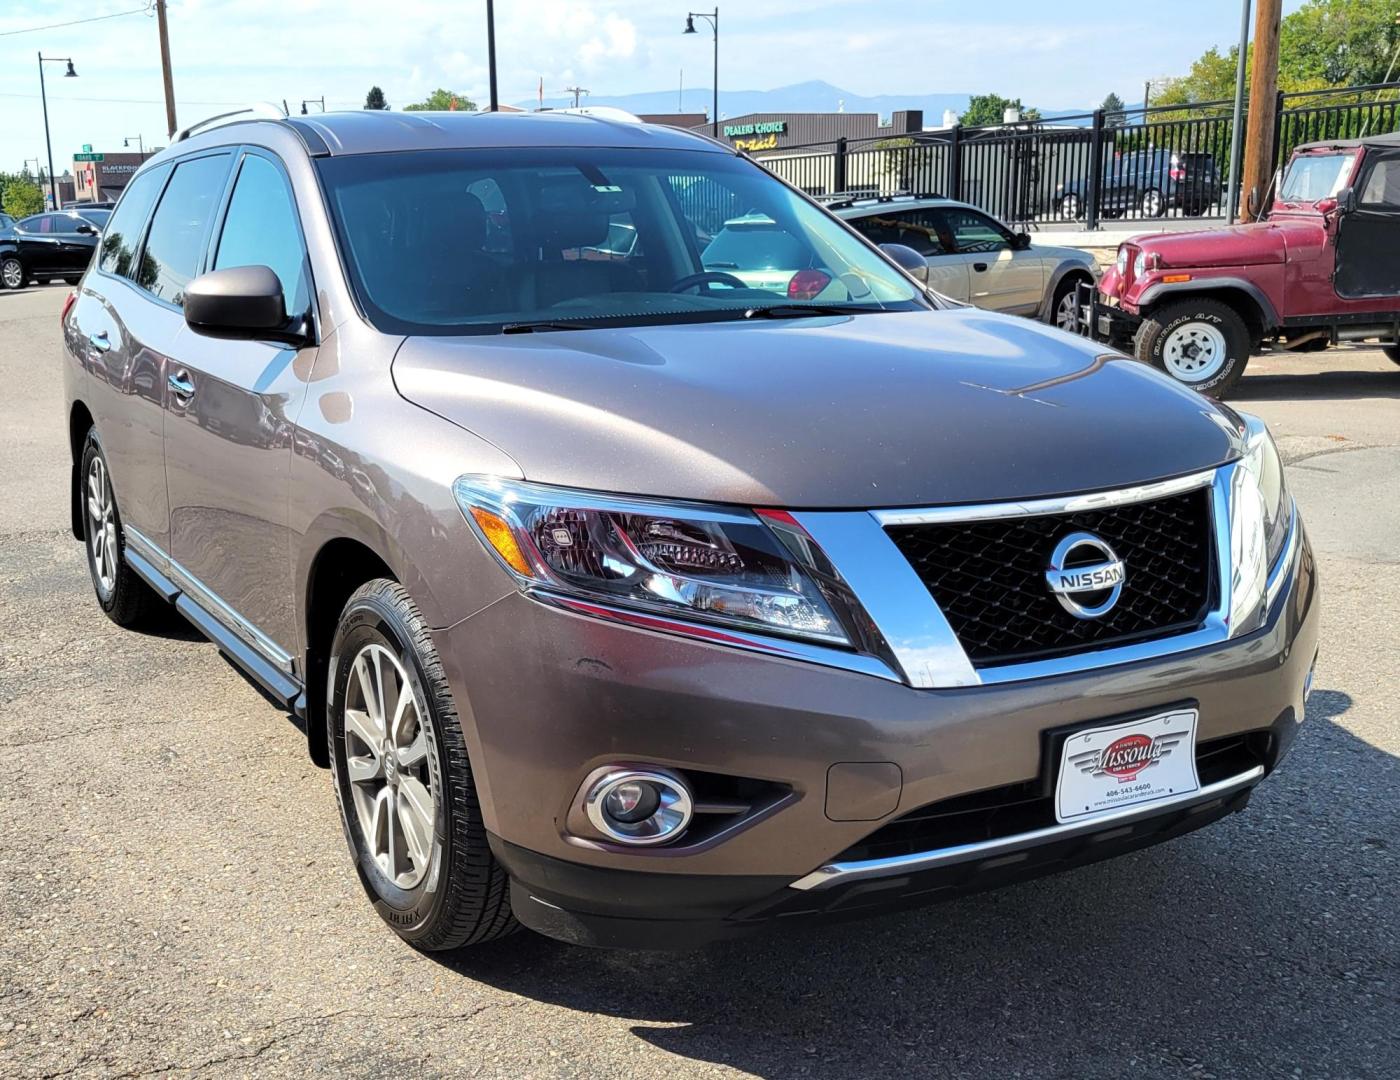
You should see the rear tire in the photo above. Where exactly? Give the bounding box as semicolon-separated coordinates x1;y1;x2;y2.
1384;344;1400;367
328;579;517;950
1;257;24;290
79;429;159;627
1059;193;1082;219
1140;189;1165;217
64;276;81;286
1134;297;1251;398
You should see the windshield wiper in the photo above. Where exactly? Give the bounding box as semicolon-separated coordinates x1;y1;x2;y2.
743;304;862;319
500;320;594;334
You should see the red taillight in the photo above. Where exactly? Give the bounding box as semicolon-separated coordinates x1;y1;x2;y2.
787;269;832;300
1169;167;1186;181
60;290;78;326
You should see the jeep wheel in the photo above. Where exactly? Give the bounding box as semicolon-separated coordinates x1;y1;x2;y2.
1140;189;1165;218
80;429;159;626
1383;344;1400;367
1134;298;1251;398
1;257;24;290
328;579;516;950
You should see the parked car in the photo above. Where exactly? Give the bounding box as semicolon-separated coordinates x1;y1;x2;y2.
0;210;104;289
1057;150;1222;219
1086;131;1400;396
64;108;1316;951
831;194;1098;327
0;212;14;231
700;212;849;299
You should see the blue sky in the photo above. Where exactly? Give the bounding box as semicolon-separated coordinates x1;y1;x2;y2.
0;0;1306;176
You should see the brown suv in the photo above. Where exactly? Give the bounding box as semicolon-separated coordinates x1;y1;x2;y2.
63;108;1317;950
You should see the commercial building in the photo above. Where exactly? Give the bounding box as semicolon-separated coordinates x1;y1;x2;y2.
72;150;155;203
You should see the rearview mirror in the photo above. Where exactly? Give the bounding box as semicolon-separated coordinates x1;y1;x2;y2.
878;242;929;284
185;265;304;345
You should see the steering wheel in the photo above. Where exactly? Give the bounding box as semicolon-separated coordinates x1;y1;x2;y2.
670;271;748;294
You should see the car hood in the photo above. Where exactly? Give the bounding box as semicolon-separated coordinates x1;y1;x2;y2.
1130;220;1311;269
392;308;1241;508
1032;243;1099;269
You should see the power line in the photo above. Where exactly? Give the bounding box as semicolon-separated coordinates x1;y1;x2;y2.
0;5;152;38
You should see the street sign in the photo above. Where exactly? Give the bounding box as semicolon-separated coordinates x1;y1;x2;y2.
74;152;104;162
81;143;92;153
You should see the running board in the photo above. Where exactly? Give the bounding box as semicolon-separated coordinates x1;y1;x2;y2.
174;595;302;709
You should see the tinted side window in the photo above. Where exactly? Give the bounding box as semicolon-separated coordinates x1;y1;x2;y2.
212;154;310;314
943;208;1013;254
139;154;230;306
99;165;170;277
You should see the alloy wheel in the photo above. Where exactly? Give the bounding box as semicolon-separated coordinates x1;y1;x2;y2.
1;259;23;290
1162;321;1228;383
343;643;439;890
86;455;118;595
1055;290;1080;331
1141;190;1164;217
1061;194;1081;219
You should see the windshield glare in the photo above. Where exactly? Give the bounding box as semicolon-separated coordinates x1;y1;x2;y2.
1279;152;1357;203
316;147;925;334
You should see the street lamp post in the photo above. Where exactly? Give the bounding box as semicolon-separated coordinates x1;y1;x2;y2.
37;53;78;211
124;135;148;160
684;9;719;139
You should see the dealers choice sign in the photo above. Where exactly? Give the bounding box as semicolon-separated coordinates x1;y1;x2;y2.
724;120;786;152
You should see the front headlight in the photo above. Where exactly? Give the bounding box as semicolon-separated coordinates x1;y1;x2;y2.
1228;414;1293;635
1115;246;1129;275
1132;251;1148;279
454;476;865;647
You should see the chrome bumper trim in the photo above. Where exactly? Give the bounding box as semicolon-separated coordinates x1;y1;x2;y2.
788;764;1265;891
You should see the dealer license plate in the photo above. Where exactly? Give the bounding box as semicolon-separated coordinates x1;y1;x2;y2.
1054;709;1200;824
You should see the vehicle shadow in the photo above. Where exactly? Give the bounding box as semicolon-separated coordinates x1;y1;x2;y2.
431;690;1398;1077
1235;366;1400;402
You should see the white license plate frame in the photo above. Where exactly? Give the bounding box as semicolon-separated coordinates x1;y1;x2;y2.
1054;709;1201;824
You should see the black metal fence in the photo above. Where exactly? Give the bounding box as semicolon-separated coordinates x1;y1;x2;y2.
756;83;1400;229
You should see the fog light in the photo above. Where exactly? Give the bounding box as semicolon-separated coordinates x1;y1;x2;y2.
585;769;693;846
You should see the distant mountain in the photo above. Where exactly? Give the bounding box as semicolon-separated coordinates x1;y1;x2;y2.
518;79;974;124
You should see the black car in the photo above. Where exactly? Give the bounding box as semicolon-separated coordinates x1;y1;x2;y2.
0;210;106;290
1056;150;1222;219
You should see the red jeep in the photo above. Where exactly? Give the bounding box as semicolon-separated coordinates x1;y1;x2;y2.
1090;131;1400;397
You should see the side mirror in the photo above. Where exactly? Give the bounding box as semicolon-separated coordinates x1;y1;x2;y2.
184;265;303;345
1336;186;1356;214
879;242;929;284
75;222;97;235
1013;231;1032;251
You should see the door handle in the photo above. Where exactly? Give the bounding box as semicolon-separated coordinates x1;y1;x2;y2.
973;262;989;273
88;331;111;353
168;370;196;402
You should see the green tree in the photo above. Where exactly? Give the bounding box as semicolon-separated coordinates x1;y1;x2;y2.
364;86;389;110
959;94;1041;127
1154;47;1240;109
404;88;477;112
1101;91;1127;127
1;177;44;218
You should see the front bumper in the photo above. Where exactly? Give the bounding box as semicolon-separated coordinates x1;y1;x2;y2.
432;515;1318;948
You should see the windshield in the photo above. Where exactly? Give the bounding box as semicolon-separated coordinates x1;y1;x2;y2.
316;146;926;335
1279;152;1357;203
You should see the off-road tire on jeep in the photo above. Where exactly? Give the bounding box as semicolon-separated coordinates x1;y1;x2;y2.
79;429;160;627
328;579;517;951
1134;297;1251;398
1383;344;1400;367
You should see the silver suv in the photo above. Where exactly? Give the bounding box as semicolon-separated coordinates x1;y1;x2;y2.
62;108;1317;951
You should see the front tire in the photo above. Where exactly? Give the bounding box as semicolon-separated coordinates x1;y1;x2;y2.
328;579;516;950
1049;275;1090;333
1;256;24;290
1384;344;1400;367
1134;297;1251;398
1140;188;1165;217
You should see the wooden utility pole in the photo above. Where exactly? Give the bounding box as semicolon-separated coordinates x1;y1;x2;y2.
156;0;177;137
1239;0;1282;222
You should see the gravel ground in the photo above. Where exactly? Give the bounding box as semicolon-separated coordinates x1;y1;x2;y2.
1;284;1396;1079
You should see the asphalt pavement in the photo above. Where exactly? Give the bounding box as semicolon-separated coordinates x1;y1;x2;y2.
1;284;1396;1079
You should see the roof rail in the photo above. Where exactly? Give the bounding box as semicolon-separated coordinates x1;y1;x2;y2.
175;102;289;143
